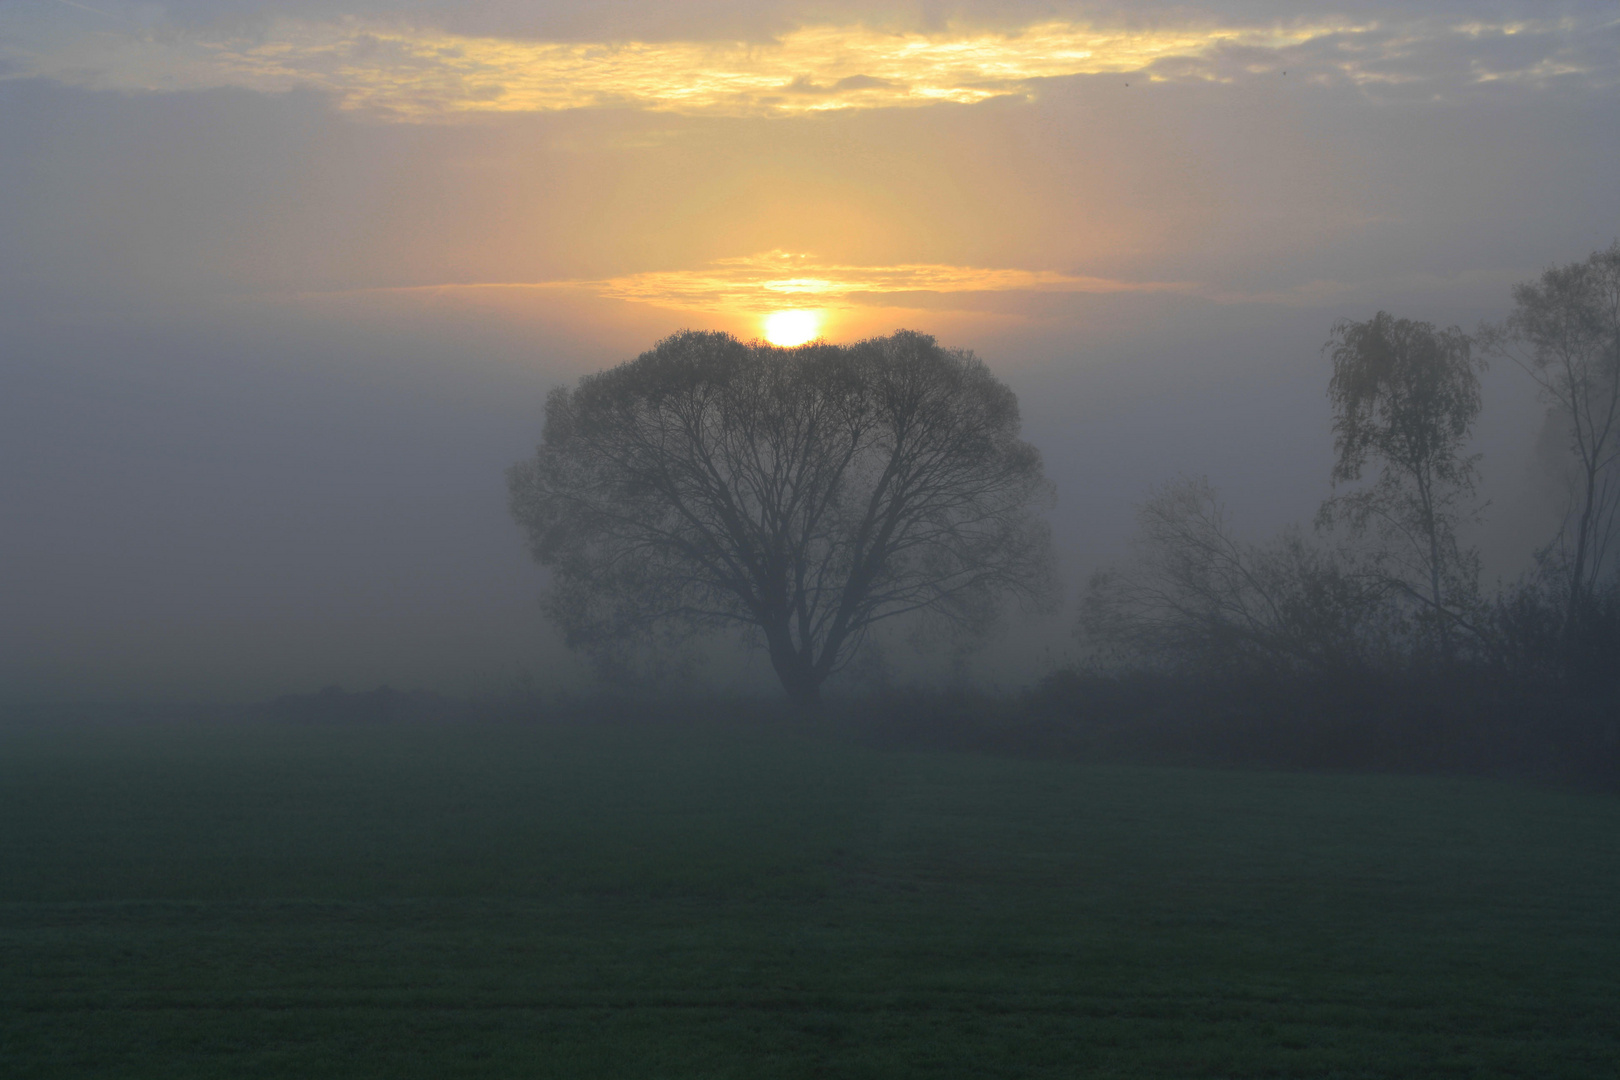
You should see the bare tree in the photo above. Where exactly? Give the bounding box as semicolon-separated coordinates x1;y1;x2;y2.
1479;241;1620;629
508;330;1055;703
1319;312;1485;661
1080;477;1398;675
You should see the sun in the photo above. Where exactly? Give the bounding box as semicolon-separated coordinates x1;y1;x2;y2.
763;310;821;347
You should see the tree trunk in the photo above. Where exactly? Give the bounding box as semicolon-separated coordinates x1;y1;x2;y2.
1418;471;1453;664
763;622;825;705
1428;519;1451;663
1566;465;1597;638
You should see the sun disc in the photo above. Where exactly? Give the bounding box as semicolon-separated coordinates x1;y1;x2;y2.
763;310;820;347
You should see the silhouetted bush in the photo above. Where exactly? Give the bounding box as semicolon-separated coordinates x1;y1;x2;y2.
835;670;1617;790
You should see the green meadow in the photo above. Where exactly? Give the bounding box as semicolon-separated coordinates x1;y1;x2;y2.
2;709;1617;1078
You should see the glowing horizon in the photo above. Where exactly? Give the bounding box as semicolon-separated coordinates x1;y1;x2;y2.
281;252;1212;320
589;253;1201;313
762;310;822;346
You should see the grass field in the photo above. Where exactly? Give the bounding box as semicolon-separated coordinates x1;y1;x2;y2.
2;707;1618;1078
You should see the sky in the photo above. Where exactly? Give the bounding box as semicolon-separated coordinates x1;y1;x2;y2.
3;0;1618;700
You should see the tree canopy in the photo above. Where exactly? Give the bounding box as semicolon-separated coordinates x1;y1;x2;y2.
508;329;1055;702
1481;241;1620;628
1320;311;1484;660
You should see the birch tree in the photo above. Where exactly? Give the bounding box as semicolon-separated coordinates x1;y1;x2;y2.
1319;312;1485;661
1480;242;1620;631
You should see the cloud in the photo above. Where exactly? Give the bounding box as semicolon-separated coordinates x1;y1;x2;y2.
587;252;1205;311
299;251;1202;313
1141;18;1620;96
5;11;1615;119
288;252;1529;316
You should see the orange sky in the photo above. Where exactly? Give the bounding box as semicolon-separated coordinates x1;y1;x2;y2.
2;1;1616;696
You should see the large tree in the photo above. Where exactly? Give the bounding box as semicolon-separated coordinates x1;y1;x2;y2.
1319;312;1485;661
1480;242;1620;629
509;329;1054;702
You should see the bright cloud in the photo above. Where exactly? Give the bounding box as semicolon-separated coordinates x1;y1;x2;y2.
319;252;1200;313
5;12;1615;120
587;252;1198;311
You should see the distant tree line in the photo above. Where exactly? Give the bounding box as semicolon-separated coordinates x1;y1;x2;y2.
1080;241;1619;700
509;243;1617;772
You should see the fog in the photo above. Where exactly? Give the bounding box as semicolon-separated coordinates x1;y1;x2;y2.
3;0;1617;701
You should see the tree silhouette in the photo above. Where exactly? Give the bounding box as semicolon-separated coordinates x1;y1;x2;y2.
508;330;1054;702
1320;312;1485;661
1080;476;1397;675
1481;242;1620;632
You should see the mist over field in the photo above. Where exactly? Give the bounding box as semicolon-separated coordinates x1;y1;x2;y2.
5;0;1617;701
5;7;1620;1077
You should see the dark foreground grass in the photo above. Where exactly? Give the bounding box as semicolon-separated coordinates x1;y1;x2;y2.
2;706;1617;1078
